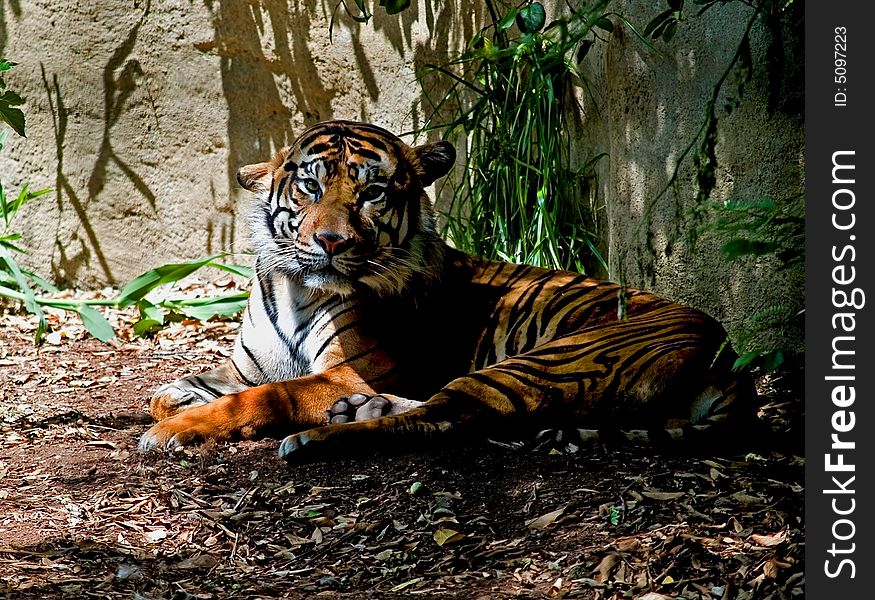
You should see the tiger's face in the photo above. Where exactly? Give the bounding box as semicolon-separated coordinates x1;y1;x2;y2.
237;121;455;296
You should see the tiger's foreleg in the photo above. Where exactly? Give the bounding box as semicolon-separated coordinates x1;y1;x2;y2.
150;360;252;421
138;365;378;451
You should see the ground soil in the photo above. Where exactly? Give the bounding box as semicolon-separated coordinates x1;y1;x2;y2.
0;310;804;599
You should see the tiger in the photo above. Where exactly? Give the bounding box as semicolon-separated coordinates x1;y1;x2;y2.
137;120;755;459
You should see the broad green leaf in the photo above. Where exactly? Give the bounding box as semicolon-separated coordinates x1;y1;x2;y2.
117;255;223;306
349;0;372;22
761;349;785;372
732;350;760;371
138;299;166;325
0;90;25;137
21;269;59;292
662;20;678;42
382;0;410;15
0;245;46;341
594;17;614;32
133;318;164;337
164;293;249;320
213;261;254;280
498;7;518;31
516;2;546;34
643;9;673;38
75;304;116;342
0;90;24;106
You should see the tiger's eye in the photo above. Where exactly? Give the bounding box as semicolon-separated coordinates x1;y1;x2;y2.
360;186;385;203
303;179;320;194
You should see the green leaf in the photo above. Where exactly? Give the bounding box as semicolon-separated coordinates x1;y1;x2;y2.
516;2;546;34
212;261;254;279
662;20;678;42
761;349;785;372
0;245;46;341
133;318;164;336
21;269;59;292
608;505;620;525
389;578;425;593
732;350;760;371
382;0;410;15
74;305;116;342
348;0;372;22
138;299;167;325
0;101;25;137
1;184;50;227
594;17;614;32
163;292;249;320
117;255;223;306
0;90;24;106
498;7;518;31
643;9;673;38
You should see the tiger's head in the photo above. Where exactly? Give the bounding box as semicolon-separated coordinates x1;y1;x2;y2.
237;121;455;297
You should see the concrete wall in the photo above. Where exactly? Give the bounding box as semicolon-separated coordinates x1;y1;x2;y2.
1;0;803;345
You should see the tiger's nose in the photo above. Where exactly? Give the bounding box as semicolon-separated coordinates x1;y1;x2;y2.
313;232;354;256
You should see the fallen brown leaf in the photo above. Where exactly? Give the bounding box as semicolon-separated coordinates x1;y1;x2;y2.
750;530;788;547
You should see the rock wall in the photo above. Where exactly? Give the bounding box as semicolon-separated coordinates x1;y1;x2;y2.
1;0;803;346
574;0;804;347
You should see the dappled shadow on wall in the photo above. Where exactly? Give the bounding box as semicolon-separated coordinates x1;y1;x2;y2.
198;0;335;181
39;3;156;287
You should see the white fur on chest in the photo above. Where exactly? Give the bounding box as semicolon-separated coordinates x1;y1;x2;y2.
232;271;354;383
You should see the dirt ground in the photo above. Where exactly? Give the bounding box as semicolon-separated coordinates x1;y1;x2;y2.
0;305;804;599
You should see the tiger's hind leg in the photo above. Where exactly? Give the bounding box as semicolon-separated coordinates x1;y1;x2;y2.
279;305;754;460
150;360;251;421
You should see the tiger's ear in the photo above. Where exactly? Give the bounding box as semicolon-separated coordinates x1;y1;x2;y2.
236;147;288;192
412;141;456;187
236;162;273;192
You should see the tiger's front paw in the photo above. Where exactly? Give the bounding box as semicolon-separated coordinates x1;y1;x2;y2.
138;412;208;451
138;399;238;451
150;382;214;421
327;393;422;424
327;393;389;424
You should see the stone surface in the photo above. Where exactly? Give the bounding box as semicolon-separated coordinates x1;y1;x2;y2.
575;0;804;349
1;0;803;348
